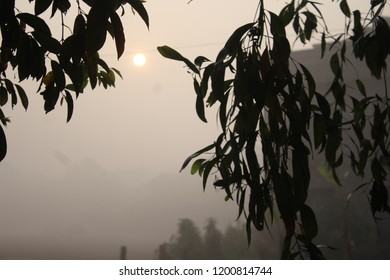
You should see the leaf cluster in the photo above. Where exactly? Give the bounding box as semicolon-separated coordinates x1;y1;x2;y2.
159;0;390;259
0;0;149;161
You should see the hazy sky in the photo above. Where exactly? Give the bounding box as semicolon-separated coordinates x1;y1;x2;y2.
0;0;387;259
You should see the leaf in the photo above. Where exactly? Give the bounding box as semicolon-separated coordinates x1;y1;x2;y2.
35;0;53;15
191;158;205;175
339;0;351;18
300;204;318;241
279;2;295;26
210;62;226;103
14;84;29;111
293;14;300;35
86;3;109;53
4;80;17;108
180;143;215;172
223;22;254;58
51;60;66;91
303;11;317;40
61;34;85;66
196;90;207;122
0;87;8;107
371;0;385;8
321;32;326;58
127;0;149;29
270;12;286;36
0;124;6;163
110;11;125;59
73;14;86;35
32;31;61;54
330;53;340;76
194;56;210;67
51;0;71;16
42;84;60;113
313;113;326;150
315;92;330;119
16;13;51;36
273;35;291;63
157;45;199;74
34;0;53;15
111;68;123;79
64;90;74;122
300;63;316;96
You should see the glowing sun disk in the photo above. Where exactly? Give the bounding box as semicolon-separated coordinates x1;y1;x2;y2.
133;53;146;67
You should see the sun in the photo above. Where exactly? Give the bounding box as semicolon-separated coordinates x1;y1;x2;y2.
133;53;146;67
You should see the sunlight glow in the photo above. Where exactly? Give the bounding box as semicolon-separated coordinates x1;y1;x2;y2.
133;53;146;67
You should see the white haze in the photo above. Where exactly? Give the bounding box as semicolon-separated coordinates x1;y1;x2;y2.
0;1;384;259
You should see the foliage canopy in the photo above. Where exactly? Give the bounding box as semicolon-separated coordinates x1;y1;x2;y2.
158;0;390;259
0;0;149;161
2;0;390;259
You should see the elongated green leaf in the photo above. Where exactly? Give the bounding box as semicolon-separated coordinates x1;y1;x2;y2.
315;92;330;119
35;0;53;15
313;113;326;149
340;0;351;18
330;53;340;76
14;84;28;111
196;92;207;122
202;160;215;190
17;13;51;36
303;11;317;40
180;143;215;172
293;14;300;35
191;158;205;175
127;0;149;29
110;11;125;59
300;63;316;96
300;204;318;241
223;22;254;58
279;2;295;26
4;80;17;108
0;124;6;163
321;32;326;58
193;75;206;122
157;45;199;74
0;87;8;107
111;68;123;79
64;90;74;122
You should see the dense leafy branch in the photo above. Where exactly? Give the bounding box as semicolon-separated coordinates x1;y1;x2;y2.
0;0;149;162
158;0;390;259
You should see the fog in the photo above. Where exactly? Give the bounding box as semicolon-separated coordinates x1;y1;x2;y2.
0;1;388;259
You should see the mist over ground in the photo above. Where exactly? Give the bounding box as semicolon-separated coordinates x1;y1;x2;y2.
0;1;389;260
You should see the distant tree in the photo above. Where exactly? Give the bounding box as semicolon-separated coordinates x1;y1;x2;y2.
221;224;252;260
156;242;172;260
157;218;280;260
168;218;204;260
158;0;390;259
203;218;223;259
0;0;149;162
